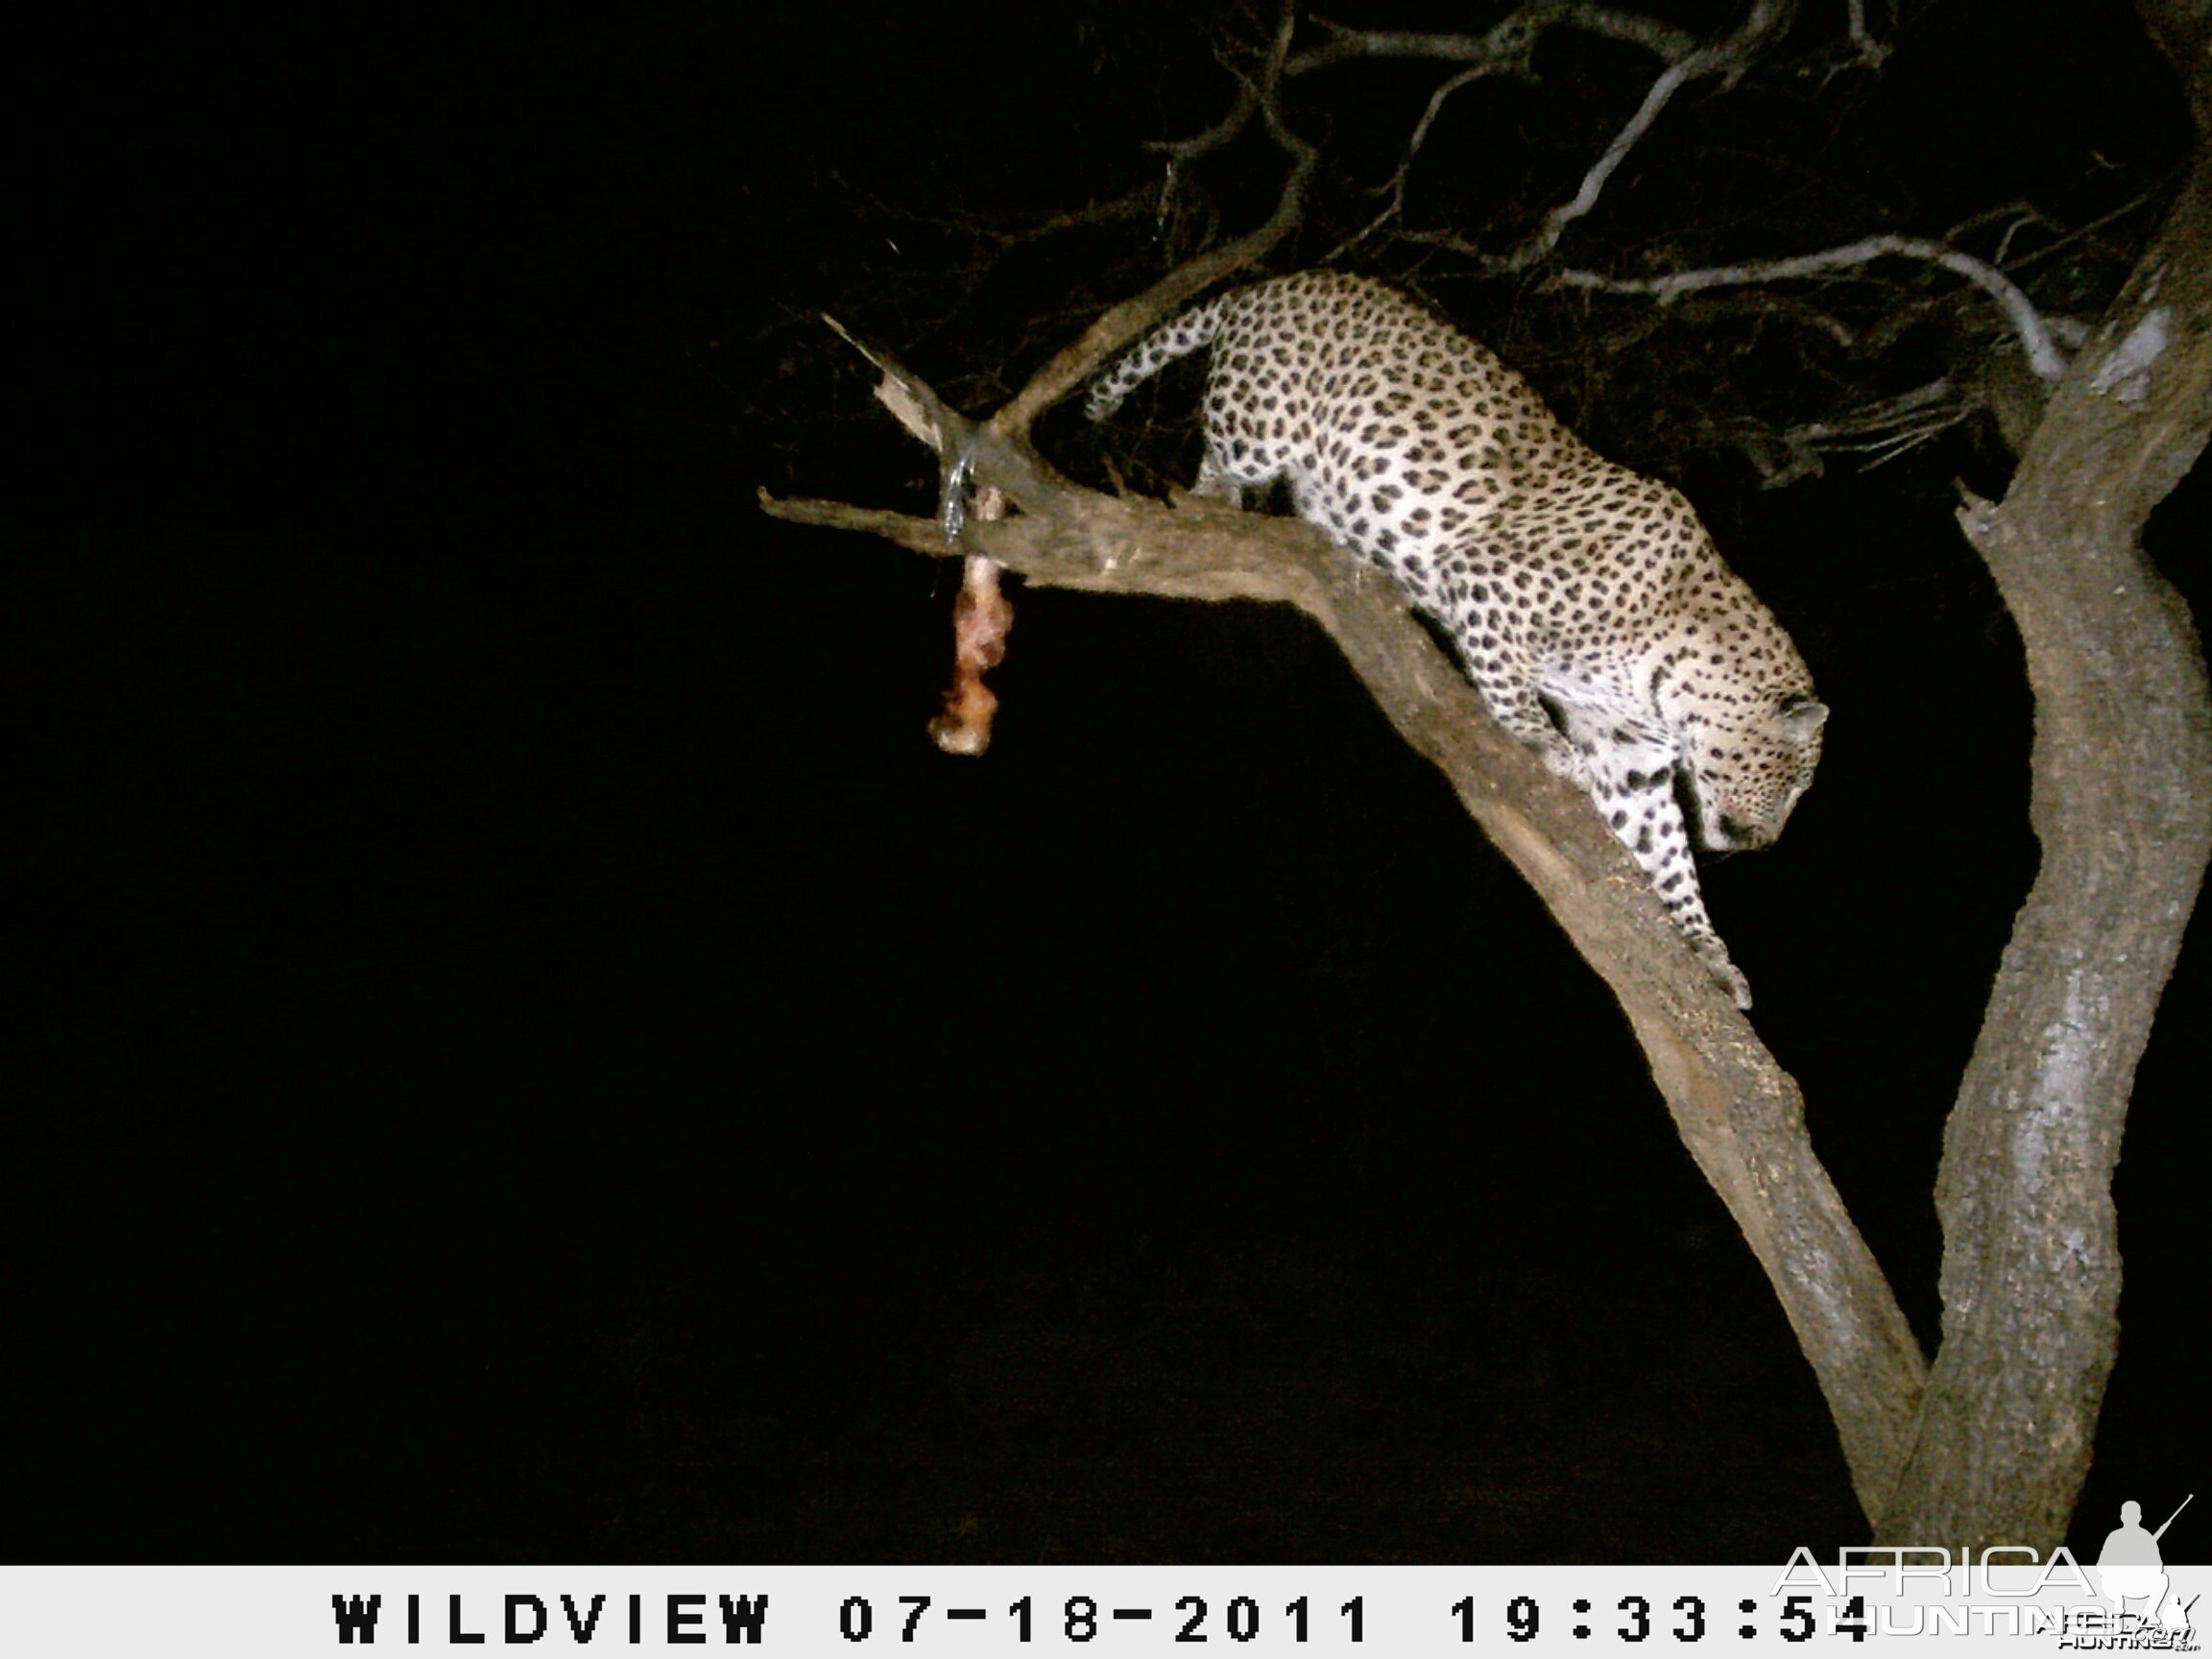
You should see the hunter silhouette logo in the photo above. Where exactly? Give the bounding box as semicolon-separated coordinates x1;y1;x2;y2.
2098;1494;2196;1634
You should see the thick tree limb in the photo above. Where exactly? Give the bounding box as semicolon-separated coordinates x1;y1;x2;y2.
761;324;1928;1519
771;0;2209;1557
920;0;1312;752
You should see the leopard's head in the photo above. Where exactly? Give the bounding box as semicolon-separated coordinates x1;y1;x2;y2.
1684;690;1827;853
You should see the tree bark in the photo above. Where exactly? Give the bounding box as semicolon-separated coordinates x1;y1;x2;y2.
764;434;1928;1524
771;0;2212;1556
1874;149;2212;1550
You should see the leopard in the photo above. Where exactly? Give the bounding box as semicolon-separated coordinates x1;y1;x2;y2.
1085;271;1826;1008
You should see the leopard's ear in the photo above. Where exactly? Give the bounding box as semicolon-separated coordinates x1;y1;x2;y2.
1778;695;1829;735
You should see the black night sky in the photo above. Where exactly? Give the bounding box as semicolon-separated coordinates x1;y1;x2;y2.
16;4;2209;1563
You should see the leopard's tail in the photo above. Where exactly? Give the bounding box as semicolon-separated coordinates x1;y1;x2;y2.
1083;292;1237;421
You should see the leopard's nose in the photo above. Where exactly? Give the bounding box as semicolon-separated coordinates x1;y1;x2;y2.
1717;816;1774;850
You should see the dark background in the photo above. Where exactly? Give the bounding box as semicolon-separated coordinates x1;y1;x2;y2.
15;3;2205;1562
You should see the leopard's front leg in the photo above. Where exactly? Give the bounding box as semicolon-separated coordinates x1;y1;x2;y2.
1578;728;1753;1009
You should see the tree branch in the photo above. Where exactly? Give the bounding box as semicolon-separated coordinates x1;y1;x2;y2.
1288;3;1699;76
786;0;2210;1556
1844;0;1892;70
1295;1;1784;263
762;316;1928;1521
1874;146;2212;1551
1329;62;1516;260
1559;232;2074;382
1783;378;1968;470
2131;0;2212;133
993;3;1315;437
1499;0;1798;270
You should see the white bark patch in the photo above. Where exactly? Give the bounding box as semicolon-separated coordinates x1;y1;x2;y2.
2089;307;2171;406
2014;971;2097;1198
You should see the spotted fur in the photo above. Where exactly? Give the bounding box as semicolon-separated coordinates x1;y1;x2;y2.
1087;272;1826;1007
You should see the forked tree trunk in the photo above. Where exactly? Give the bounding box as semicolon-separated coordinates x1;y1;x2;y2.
1875;142;2212;1549
767;15;2212;1551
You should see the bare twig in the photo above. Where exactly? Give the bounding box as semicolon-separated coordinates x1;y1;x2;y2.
1685;287;1862;349
1339;0;1799;270
1140;2;1296;233
1789;376;1958;437
1845;0;1892;69
925;188;1161;266
1991;183;2174;278
1303;0;1706;260
1289;3;1698;75
1779;377;1968;469
995;2;1316;436
1151;79;1260;195
1500;0;1798;270
1329;64;1506;258
1559;233;2073;381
